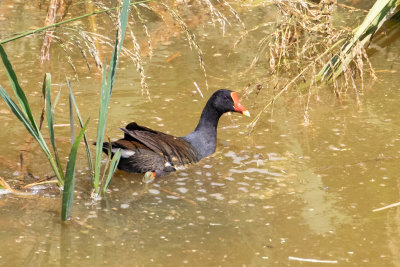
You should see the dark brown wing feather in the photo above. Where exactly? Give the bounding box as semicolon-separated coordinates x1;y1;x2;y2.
110;138;147;151
121;122;200;166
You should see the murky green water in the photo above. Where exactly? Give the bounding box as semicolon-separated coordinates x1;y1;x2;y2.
1;1;400;266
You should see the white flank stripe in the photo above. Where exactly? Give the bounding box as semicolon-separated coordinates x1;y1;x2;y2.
112;149;135;158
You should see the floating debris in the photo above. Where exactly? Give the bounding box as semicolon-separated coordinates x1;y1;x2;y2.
120;204;130;209
289;256;338;264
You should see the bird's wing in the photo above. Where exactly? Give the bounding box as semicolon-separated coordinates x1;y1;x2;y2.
121;122;199;165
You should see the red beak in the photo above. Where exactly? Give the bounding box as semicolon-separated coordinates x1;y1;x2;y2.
231;92;250;117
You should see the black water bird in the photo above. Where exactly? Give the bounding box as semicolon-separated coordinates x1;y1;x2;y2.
100;89;250;180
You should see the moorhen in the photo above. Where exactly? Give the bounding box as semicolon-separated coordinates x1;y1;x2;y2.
100;89;250;180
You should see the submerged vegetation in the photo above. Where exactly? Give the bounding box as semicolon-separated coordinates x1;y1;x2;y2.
0;0;399;221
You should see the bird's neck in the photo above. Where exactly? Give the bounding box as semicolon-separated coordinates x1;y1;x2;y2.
182;102;224;159
195;102;222;132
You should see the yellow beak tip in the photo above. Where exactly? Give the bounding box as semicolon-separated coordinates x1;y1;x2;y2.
242;110;250;117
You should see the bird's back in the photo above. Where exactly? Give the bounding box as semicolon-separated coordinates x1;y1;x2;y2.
119;122;200;167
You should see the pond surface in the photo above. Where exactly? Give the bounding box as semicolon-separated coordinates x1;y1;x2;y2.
1;0;400;266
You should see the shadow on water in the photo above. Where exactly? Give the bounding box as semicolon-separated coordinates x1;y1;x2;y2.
1;0;400;266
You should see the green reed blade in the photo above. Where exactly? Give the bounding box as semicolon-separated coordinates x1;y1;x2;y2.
0;45;63;184
316;0;398;82
94;57;109;191
43;74;55;145
94;0;131;195
52;87;62;115
43;73;65;181
0;86;63;184
68;88;75;144
0;86;52;158
0;45;46;151
103;149;121;194
66;78;93;177
0;45;40;135
100;140;113;190
107;0;130;94
0;86;42;145
61;119;90;221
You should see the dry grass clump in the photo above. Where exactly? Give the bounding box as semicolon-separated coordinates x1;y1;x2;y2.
257;0;375;87
245;0;381;132
268;0;340;73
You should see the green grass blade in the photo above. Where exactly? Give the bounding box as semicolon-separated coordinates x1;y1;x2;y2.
68;89;75;144
43;74;55;147
107;0;131;94
102;149;121;194
43;73;64;181
0;85;63;184
94;58;109;191
100;141;113;190
51;87;62;114
0;45;39;132
0;46;65;185
61;119;90;221
94;0;131;195
0;86;51;158
0;86;42;144
66;78;93;177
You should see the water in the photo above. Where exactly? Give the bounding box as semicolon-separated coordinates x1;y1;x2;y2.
1;0;400;266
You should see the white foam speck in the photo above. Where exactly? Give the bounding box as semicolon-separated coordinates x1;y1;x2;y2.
177;187;188;194
149;189;160;195
210;193;224;200
211;182;225;187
